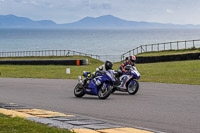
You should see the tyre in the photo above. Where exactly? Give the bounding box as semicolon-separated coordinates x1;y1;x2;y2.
98;83;112;99
74;83;85;97
127;80;139;95
111;87;116;93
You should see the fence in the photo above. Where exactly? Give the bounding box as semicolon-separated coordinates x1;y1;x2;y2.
0;50;122;62
0;50;100;60
1;39;200;63
121;39;200;61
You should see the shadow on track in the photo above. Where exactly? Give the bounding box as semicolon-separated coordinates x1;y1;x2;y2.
71;96;113;100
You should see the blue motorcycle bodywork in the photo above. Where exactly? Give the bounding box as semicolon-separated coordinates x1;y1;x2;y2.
82;70;115;95
117;66;140;89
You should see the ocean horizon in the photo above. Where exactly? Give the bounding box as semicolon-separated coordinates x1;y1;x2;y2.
1;28;200;57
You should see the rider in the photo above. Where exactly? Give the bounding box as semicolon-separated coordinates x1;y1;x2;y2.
83;61;113;87
119;55;136;73
95;60;113;75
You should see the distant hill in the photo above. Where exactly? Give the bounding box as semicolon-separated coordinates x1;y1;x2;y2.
63;15;199;28
0;14;199;28
0;14;57;28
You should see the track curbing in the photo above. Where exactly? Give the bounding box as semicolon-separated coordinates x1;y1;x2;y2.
0;102;162;133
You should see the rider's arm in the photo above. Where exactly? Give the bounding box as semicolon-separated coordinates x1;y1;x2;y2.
121;62;127;73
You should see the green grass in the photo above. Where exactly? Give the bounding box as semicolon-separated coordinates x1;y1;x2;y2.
0;56;102;79
0;56;200;85
137;60;200;85
0;113;73;133
113;60;200;85
0;65;100;79
136;48;200;57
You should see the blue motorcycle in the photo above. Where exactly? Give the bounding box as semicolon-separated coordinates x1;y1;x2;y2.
113;65;141;95
74;70;115;99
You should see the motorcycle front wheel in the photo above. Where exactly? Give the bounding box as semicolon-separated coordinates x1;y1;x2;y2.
127;80;139;95
74;83;85;97
98;83;112;99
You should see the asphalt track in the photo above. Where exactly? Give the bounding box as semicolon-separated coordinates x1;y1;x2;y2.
0;78;200;133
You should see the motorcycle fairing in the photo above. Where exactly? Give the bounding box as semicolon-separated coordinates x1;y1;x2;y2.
85;79;98;95
120;75;132;89
84;71;115;95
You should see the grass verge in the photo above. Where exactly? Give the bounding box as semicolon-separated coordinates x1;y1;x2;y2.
137;60;200;85
0;113;73;133
0;56;200;85
114;60;200;85
136;48;200;57
0;56;102;79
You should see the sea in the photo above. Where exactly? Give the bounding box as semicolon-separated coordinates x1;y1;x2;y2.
1;28;200;61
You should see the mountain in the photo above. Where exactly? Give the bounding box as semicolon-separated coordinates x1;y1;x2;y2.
0;14;199;28
0;14;57;28
63;15;199;28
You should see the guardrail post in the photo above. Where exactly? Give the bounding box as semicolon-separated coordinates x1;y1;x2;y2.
185;41;187;49
193;40;195;48
177;41;179;50
145;45;147;52
170;42;172;50
164;43;165;50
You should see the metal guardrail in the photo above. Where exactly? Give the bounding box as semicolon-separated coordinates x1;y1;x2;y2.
0;50;121;62
0;50;100;60
121;39;200;61
1;39;200;63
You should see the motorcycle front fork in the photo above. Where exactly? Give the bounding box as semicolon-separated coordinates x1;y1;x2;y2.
101;83;107;91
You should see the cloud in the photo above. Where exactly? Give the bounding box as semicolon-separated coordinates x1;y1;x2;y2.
1;0;200;24
166;9;174;14
12;0;40;5
82;1;112;10
30;0;40;6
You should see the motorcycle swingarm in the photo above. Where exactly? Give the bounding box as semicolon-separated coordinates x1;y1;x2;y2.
114;87;127;92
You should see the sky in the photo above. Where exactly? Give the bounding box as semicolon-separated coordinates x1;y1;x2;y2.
0;0;200;24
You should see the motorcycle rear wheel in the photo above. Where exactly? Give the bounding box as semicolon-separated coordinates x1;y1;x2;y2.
98;84;112;99
74;83;85;97
127;80;139;95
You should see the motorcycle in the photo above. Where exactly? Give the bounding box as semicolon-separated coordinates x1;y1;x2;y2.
113;65;141;95
74;70;115;99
